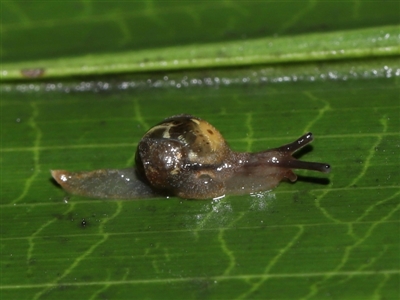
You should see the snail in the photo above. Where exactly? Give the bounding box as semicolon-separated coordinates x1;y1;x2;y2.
51;114;330;200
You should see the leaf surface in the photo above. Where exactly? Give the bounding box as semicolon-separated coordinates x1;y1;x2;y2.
1;1;399;300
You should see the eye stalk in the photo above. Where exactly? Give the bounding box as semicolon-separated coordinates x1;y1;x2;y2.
272;132;331;173
51;115;331;200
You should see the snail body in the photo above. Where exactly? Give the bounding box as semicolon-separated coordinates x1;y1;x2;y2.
52;114;330;200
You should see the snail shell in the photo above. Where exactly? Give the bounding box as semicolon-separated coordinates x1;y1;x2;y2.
52;114;330;200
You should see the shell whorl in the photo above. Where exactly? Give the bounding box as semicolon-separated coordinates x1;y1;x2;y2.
140;114;228;165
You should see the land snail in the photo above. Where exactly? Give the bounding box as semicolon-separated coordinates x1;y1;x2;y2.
52;114;331;200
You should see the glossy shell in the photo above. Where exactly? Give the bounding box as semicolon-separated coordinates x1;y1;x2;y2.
134;115;231;197
141;115;228;164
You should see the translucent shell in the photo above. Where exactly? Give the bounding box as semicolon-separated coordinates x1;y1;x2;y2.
141;115;229;165
134;115;231;196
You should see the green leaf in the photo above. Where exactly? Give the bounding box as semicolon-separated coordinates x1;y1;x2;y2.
1;1;399;300
2;1;399;62
2;25;400;80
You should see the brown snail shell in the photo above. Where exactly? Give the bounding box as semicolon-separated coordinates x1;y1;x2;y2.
52;114;330;200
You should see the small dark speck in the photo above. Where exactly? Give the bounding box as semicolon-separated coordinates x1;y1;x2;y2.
21;68;45;78
146;205;157;213
293;193;300;203
81;218;87;228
